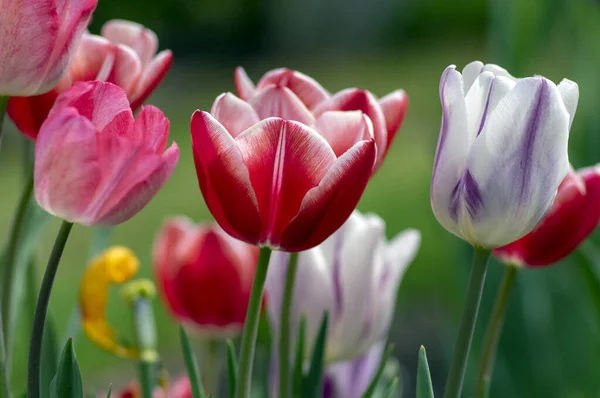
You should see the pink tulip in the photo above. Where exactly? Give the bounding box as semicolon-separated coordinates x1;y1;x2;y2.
153;217;259;335
35;81;179;226
8;20;173;139
191;90;376;252
234;67;408;168
0;0;97;96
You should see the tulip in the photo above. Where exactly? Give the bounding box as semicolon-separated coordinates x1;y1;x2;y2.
111;375;190;398
35;80;179;225
0;0;97;96
8;20;173;139
191;93;376;252
493;165;600;266
153;216;259;335
234;67;408;168
266;211;420;363
431;61;577;248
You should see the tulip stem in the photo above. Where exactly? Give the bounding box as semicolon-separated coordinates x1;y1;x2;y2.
27;221;73;398
474;264;518;398
0;96;9;154
235;247;272;398
1;172;34;361
0;311;11;398
278;252;299;398
443;246;491;398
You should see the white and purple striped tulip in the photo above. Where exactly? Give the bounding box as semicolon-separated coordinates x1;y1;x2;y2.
431;61;578;248
265;210;420;364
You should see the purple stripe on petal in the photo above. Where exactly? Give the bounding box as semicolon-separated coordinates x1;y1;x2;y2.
331;226;345;320
449;170;484;221
433;67;453;173
477;79;495;136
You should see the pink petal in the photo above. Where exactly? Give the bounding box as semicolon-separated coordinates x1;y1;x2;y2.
101;19;158;66
129;49;173;111
234;67;256;100
248;85;315;126
314;88;388;167
280;139;376;251
107;44;143;98
255;68;330;110
67;34;114;84
7;91;59;140
131;105;169;152
210;93;261;137
93;143;179;226
190;111;262;244
314;111;373;157
235;118;337;247
378;90;408;154
35;107;101;222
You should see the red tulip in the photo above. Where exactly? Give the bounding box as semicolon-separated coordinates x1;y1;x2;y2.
110;375;191;398
154;217;259;334
35;81;179;226
0;0;97;96
234;67;408;169
8;20;173;140
494;166;600;267
190;90;376;252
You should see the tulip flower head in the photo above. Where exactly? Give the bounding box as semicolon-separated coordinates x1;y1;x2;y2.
431;61;577;248
35;80;179;226
8;19;173;139
266;211;421;363
79;246;140;359
153;217;259;336
0;0;97;96
234;67;408;168
494;166;600;267
191;87;377;251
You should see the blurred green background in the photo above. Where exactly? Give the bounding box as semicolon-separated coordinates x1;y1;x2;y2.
2;0;600;396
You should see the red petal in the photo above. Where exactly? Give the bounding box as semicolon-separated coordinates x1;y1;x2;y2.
129;49;173;111
314;111;373;157
379;90;408;155
234;66;256;100
255;68;330;110
248;85;315;126
235;118;337;247
7;91;59;140
190;111;262;244
280;139;376;251
210;93;261;137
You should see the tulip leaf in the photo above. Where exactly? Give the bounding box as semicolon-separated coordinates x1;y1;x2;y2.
225;339;238;397
361;344;394;398
106;385;112;398
41;315;59;398
416;346;434;398
302;313;329;398
292;316;307;398
384;377;399;398
49;338;83;398
179;325;206;398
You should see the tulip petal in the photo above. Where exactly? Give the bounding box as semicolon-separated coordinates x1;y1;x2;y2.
461;61;484;93
7;92;59;140
235;118;336;246
107;44;143;97
378;90;408;150
255;68;330;110
129;49;173;110
68;34;114;84
465;77;570;247
557;78;579;130
35;107;101;221
190;111;262;244
234;66;256;100
464;71;495;140
280;139;376;251
314;111;373;157
132;105;169;152
248;85;315;126
211;93;261;137
101;19;158;66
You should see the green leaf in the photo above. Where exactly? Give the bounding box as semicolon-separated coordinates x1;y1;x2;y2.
50;338;83;398
225;339;238;397
361;344;394;398
384;377;399;398
41;315;59;398
416;346;434;398
292;316;306;398
303;313;329;398
179;325;206;398
106;385;112;398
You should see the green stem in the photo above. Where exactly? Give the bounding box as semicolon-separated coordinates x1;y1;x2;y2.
1;173;34;357
202;339;221;395
27;221;73;398
0;96;9;154
235;247;272;398
474;264;518;398
278;252;299;398
138;361;157;398
0;309;11;398
443;246;491;398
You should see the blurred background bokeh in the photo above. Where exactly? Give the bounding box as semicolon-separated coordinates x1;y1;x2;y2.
2;0;600;396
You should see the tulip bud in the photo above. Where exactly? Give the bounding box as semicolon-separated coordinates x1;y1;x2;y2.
431;61;577;248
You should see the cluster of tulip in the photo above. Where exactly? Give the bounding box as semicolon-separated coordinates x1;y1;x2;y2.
0;1;598;398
